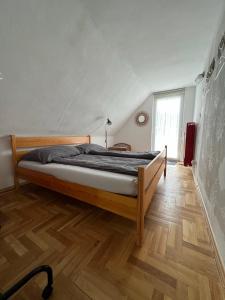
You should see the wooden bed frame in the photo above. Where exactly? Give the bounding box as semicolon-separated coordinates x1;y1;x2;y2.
11;135;167;246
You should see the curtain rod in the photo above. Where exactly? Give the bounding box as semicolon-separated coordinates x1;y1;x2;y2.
153;88;185;96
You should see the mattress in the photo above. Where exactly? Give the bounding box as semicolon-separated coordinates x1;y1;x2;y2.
18;161;138;196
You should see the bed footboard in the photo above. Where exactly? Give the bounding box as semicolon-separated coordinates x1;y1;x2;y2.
136;146;167;246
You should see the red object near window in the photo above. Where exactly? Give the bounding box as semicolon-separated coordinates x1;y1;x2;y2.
184;122;196;166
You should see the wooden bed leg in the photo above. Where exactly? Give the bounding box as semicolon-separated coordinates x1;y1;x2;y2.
136;211;144;247
11;135;19;190
136;167;145;247
14;178;20;190
164;145;167;178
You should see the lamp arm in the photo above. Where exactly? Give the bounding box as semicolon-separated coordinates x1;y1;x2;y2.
105;125;108;148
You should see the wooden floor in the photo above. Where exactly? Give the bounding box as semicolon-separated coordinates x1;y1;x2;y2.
0;166;225;299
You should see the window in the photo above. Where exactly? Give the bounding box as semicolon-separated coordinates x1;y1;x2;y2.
152;91;183;160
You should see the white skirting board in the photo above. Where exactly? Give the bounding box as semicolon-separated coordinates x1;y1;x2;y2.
192;167;225;288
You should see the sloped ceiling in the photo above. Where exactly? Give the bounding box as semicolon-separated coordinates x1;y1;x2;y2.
0;0;224;135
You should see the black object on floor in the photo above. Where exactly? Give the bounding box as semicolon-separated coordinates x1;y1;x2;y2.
0;265;53;300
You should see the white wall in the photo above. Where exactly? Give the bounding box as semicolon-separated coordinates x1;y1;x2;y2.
0;0;149;136
114;95;154;152
114;86;196;158
92;136;114;148
0;136;14;190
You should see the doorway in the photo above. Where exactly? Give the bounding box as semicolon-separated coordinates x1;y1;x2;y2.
152;91;183;160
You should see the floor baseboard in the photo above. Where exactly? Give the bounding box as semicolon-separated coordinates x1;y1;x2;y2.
0;185;15;194
192;167;225;289
0;180;29;195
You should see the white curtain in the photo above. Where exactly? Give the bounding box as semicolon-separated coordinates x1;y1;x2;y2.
154;95;181;159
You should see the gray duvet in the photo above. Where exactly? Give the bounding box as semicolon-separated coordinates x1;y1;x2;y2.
22;144;160;176
89;150;160;160
52;154;153;176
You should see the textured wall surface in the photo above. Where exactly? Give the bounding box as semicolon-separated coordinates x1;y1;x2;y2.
0;0;148;136
193;9;225;266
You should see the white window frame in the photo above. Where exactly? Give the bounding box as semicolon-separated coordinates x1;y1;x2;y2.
151;89;184;161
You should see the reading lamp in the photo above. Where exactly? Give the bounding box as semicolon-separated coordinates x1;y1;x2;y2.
105;118;112;148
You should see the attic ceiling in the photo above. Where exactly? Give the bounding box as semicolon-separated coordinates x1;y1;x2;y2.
0;0;224;135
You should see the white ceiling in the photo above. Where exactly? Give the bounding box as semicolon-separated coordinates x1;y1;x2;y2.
0;0;224;136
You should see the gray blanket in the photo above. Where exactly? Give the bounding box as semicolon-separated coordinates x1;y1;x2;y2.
52;154;152;176
89;150;160;160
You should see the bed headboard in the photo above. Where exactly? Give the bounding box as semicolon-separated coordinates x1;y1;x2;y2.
11;135;91;164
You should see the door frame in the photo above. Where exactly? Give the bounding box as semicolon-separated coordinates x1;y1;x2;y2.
151;89;184;161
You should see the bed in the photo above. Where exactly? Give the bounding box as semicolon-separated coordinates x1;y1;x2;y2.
11;135;167;246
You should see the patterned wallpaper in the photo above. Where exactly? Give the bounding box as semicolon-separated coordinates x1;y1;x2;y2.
199;63;225;222
194;11;225;266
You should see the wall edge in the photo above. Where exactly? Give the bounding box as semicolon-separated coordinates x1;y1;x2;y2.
192;166;225;289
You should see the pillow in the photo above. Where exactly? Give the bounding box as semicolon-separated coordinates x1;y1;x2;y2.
76;143;106;154
22;145;80;164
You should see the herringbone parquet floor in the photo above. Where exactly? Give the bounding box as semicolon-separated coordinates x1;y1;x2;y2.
0;166;224;299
